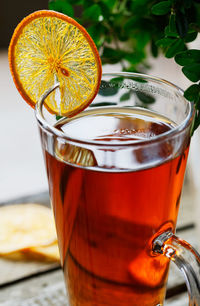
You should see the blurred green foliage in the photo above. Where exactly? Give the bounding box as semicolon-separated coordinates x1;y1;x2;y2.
49;0;200;132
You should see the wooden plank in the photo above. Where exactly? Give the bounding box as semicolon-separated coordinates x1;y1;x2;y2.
165;292;188;306
176;174;196;229
0;191;50;207
0;270;67;305
0;258;60;287
0;268;188;305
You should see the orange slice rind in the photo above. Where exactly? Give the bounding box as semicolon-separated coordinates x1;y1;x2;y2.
8;10;102;116
2;243;60;262
29;243;60;262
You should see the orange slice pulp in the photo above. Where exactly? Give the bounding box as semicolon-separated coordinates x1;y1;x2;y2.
8;10;102;116
0;204;57;254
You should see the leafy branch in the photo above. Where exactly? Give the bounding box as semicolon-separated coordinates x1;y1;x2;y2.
151;0;200;133
48;0;200;132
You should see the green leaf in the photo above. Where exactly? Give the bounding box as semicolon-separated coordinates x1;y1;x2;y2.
151;1;171;15
165;39;185;58
130;0;150;12
182;64;200;82
110;77;124;87
48;0;74;16
87;24;105;48
182;0;193;8
136;92;155;104
193;110;200;133
99;80;119;96
90;102;117;107
175;50;200;66
102;47;125;64
56;115;63;120
151;40;158;57
156;37;175;47
124;49;145;65
73;0;83;4
169;14;177;33
184;84;200;101
175;12;189;38
134;32;151;50
184;31;198;43
96;1;110;19
83;4;102;22
124;17;138;32
120;91;131;102
101;0;118;11
62;0;82;3
164;25;179;37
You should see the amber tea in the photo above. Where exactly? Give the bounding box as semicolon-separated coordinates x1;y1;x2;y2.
44;107;189;306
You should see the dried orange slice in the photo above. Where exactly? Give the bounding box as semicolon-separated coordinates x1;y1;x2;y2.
2;243;60;262
29;243;60;262
8;10;102;116
0;203;57;254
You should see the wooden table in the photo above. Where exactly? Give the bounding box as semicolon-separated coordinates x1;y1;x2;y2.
0;178;198;306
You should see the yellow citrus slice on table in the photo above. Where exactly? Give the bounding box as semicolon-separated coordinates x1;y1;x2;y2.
8;10;102;116
0;203;57;254
29;243;60;262
2;243;60;262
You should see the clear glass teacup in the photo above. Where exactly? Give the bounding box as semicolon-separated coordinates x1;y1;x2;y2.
35;72;200;306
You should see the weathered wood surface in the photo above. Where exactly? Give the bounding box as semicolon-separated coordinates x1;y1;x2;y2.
0;191;50;206
0;268;189;305
0;178;198;305
165;293;188;306
176;175;196;229
0;259;59;287
0;270;67;305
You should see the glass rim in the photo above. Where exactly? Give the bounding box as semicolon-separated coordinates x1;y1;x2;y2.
35;72;195;147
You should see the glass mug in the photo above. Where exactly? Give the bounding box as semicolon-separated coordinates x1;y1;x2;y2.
35;73;200;305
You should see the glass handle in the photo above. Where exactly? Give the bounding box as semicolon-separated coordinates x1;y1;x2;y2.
153;231;200;306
